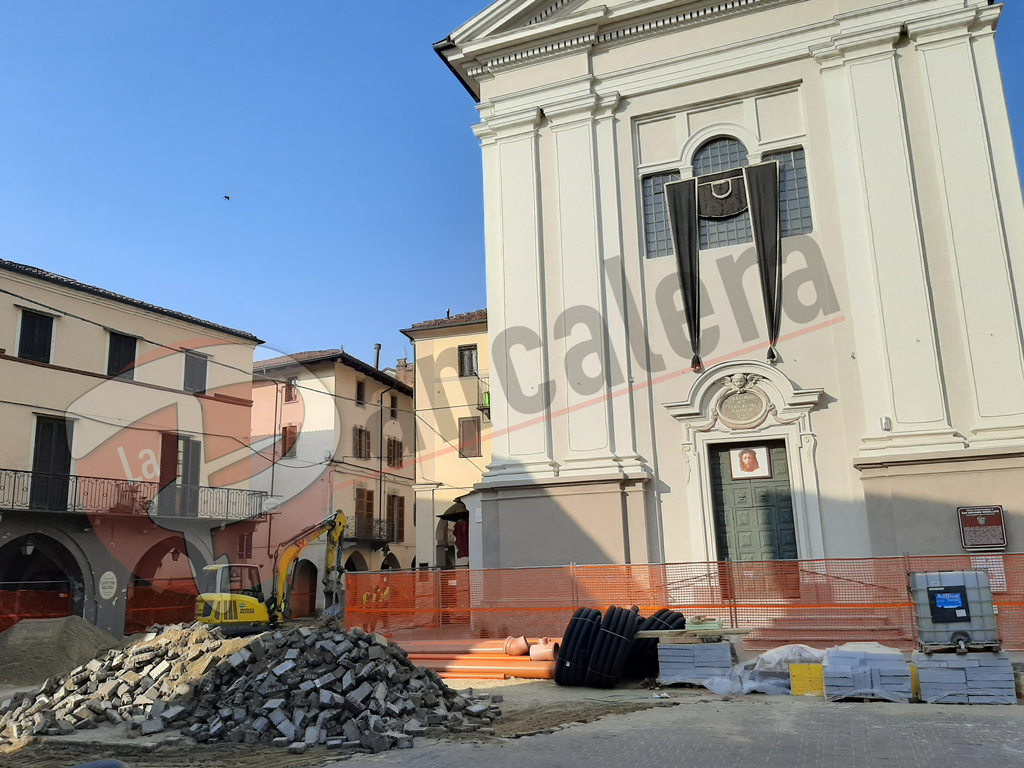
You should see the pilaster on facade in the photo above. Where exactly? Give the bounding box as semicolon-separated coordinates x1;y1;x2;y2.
906;4;1024;448
813;20;963;457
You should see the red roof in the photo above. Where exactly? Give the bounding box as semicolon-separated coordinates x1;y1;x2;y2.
409;309;487;329
253;348;412;395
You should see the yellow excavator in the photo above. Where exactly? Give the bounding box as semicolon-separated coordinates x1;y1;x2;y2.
194;510;347;633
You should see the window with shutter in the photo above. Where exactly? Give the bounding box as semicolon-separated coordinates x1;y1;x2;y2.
238;532;253;560
458;345;478;378
356;380;366;406
396;441;403;467
282;425;298;458
459;417;482;458
390;395;398;420
18;310;53;363
183;351;208;394
284;378;298;402
397;496;405;542
356;487;375;522
353;427;371;459
107;332;137;379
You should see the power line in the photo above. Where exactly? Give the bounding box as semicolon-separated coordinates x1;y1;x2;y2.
2;284;492;473
0;284;413;413
0;396;329;468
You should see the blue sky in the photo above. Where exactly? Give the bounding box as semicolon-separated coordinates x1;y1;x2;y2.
0;2;1021;367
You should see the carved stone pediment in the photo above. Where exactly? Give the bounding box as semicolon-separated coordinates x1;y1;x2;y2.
664;360;823;435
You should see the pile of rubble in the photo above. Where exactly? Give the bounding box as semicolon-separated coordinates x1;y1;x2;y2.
0;622;502;755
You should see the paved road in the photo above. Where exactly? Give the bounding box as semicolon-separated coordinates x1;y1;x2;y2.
333;698;1024;768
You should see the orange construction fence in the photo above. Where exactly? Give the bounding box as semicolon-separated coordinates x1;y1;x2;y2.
124;579;198;635
0;588;73;633
344;554;1024;650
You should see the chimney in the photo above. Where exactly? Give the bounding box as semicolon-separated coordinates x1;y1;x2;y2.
374;343;381;369
395;358;414;388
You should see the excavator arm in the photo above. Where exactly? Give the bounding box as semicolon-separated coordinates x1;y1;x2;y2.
268;510;347;623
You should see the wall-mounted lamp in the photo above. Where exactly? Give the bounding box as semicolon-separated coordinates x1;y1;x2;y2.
170;548;181;562
21;540;34;556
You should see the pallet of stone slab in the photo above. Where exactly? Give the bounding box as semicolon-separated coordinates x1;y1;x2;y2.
911;650;1018;704
822;642;912;703
656;642;733;686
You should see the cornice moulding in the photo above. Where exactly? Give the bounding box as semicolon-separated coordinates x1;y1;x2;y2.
810;22;901;65
470;30;598;77
460;7;608;59
460;0;810;86
477;106;544;139
544;93;601;126
906;7;981;46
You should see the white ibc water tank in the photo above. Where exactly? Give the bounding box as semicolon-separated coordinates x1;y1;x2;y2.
908;570;1000;652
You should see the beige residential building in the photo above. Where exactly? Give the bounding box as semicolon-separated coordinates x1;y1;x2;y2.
403;311;490;569
438;0;1024;566
250;350;415;607
0;259;266;635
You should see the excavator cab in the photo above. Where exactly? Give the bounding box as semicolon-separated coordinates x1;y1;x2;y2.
194;510;348;633
195;564;272;633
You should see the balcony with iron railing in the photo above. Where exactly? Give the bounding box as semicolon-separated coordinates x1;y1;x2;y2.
0;468;268;522
345;516;397;545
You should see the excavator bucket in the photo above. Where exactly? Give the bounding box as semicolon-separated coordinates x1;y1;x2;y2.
322;589;343;617
322;572;344;618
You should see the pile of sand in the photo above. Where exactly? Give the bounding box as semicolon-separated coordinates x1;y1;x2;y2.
0;616;118;686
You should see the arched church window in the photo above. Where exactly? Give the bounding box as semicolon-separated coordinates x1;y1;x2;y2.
640;139;813;258
692;137;753;249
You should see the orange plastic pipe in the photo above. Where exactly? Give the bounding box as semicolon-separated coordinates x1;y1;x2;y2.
400;638;561;654
414;659;556;680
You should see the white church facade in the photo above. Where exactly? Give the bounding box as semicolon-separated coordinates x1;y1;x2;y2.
437;0;1024;566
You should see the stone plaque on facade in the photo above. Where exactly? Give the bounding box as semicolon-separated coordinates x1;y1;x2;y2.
718;391;766;425
98;571;118;600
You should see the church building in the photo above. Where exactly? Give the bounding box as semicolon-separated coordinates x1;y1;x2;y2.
436;0;1024;565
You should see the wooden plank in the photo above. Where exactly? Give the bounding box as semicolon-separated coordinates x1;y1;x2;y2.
635;627;754;639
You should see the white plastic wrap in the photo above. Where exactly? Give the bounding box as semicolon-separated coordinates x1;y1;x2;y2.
702;644;826;696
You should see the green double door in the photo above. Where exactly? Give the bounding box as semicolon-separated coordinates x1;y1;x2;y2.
709;441;797;561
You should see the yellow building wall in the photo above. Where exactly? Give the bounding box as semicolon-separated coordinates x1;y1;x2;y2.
410;322;490;567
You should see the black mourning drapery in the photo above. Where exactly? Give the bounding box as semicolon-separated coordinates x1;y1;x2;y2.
744;162;782;362
664;178;702;371
665;161;782;368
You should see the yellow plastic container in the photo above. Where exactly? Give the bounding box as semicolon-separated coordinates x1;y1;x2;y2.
790;663;825;697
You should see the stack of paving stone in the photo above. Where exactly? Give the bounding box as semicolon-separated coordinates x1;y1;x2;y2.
911;651;1018;704
657;642;732;685
0;622;501;755
822;643;911;703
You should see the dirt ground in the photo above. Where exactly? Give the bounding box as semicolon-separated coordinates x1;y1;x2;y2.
0;678;699;768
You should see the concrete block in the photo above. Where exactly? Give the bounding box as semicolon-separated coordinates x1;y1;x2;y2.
275;719;297;741
918;669;967;683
